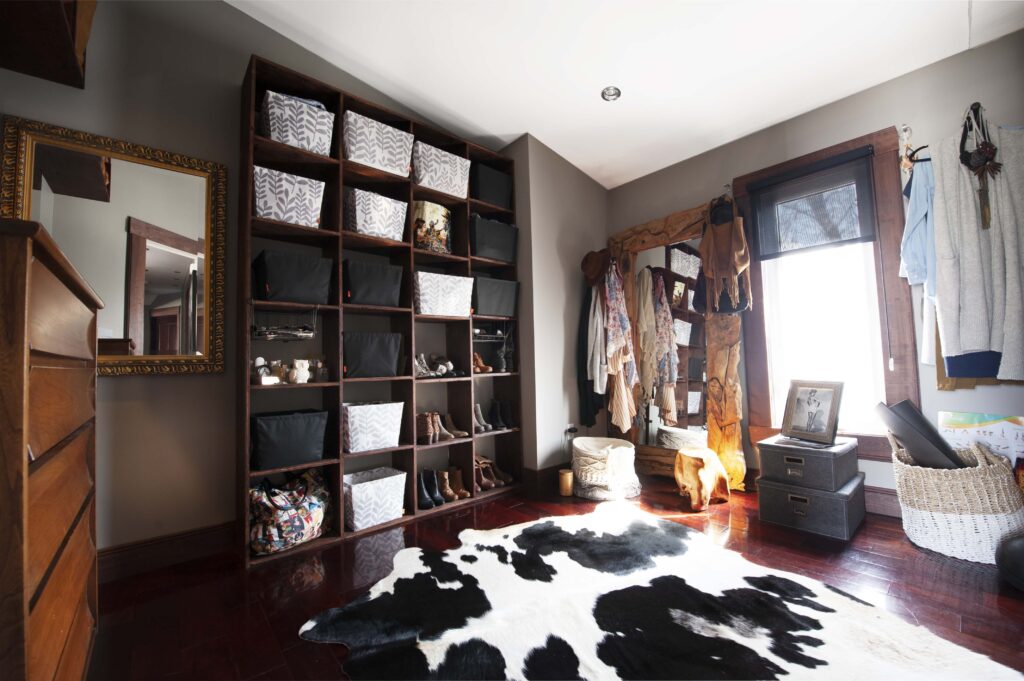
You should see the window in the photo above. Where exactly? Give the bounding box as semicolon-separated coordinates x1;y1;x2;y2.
734;129;920;460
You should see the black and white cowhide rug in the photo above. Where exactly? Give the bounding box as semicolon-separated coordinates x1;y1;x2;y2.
300;504;1017;680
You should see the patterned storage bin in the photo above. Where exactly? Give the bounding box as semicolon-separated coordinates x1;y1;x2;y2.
345;187;407;241
414;271;473;317
352;527;406;586
254;165;325;228
412;141;470;198
343;401;404;453
343;110;414;177
344;467;407;531
412;200;451;254
262;90;335;156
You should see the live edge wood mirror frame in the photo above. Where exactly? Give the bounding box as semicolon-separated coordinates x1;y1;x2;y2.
1;116;227;375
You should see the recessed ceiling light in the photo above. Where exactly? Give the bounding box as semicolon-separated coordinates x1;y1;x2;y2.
601;86;621;102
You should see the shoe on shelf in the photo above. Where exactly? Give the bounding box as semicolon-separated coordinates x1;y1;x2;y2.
416;412;435;445
417;472;435;510
499;400;516;428
475;462;495;490
479;461;504;488
489;401;506;430
474;403;493;431
471;408;486;434
433;413;455;441
449;466;471;499
416;353;440;378
437;470;457;502
423;470;445;506
473;352;493;373
479;456;512;483
444;414;469;438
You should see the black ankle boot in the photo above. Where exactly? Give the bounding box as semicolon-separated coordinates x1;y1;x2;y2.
499;400;516;428
418;472;435;510
489;401;506;430
423;470;445;506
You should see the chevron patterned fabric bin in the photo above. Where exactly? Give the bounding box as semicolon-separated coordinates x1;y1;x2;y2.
344;467;407;531
254;165;325;228
414;271;473;317
343;401;404;453
343;110;414;177
344;187;407;241
412;141;470;198
262;90;335;156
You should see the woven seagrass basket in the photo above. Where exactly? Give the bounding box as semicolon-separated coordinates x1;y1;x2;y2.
888;434;1024;564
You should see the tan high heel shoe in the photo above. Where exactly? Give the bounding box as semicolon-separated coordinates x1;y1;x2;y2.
433;413;455;441
448;466;471;499
436;470;457;502
473;352;493;373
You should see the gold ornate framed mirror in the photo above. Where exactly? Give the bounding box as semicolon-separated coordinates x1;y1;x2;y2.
1;116;226;375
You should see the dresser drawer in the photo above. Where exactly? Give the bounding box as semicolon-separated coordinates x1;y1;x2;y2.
29;258;95;361
27;427;94;597
28;503;94;681
54;592;95;681
27;365;95;460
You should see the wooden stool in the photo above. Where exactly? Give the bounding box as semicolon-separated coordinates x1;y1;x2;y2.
673;450;730;511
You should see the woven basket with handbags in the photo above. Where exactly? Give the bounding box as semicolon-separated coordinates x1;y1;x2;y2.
889;436;1024;564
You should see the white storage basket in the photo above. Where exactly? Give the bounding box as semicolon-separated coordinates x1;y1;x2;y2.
262;90;335;156
253;165;325;228
343;110;414;177
344;187;407;241
414;271;473;317
344;467;407;531
571;437;642;501
412;141;470;199
343;401;404;453
890;436;1024;564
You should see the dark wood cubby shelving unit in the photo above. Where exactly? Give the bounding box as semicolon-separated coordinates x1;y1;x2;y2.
238;56;522;568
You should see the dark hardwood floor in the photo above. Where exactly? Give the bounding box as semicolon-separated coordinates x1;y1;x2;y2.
88;477;1024;680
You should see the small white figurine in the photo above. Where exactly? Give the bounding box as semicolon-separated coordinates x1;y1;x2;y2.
289;359;311;384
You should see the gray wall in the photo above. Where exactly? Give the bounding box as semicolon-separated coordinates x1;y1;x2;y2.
503;134;609;471
0;1;436;549
607;30;1024;489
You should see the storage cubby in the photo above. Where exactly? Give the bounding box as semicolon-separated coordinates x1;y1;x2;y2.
239;55;521;568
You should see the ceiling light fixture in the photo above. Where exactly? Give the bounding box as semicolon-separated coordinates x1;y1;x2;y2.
601;86;621;102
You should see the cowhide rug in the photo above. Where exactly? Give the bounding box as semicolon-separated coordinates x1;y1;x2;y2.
300;504;1017;680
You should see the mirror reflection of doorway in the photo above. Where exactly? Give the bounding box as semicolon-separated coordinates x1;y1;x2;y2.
125;217;205;355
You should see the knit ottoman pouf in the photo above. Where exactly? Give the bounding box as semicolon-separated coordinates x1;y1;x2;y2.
571;437;642;501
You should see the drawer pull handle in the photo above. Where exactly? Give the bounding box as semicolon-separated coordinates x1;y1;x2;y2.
786;467;803;478
784;456;804;465
789;494;809;516
788;494;809;504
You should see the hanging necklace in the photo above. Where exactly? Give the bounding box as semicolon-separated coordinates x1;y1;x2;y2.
958;103;1002;229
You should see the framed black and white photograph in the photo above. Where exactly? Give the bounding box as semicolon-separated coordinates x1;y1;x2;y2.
781;380;844;445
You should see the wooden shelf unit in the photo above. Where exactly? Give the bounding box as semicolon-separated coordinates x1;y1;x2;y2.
238;56;522;568
664;243;707;428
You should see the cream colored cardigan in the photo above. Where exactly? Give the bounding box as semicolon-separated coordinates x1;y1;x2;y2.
933;124;1024;380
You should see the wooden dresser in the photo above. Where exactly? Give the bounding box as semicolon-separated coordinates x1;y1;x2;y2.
0;220;103;681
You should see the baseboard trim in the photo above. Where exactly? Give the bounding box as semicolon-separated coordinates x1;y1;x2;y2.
98;521;236;583
865;485;902;518
522;462;568;498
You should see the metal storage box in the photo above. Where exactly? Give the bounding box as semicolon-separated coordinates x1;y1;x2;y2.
758;473;866;540
757;435;858;492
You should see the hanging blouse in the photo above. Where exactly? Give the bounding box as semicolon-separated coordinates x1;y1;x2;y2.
605;261;638;433
653;272;678;426
636;268;657;400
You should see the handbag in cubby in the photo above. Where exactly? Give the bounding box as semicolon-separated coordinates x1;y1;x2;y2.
249;469;329;555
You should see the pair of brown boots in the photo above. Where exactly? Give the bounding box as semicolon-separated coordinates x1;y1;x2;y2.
437;467;471;502
417;412;467;444
474;456;514;491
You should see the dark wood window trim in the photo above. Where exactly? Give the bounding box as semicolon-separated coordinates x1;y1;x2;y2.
732;127;919;462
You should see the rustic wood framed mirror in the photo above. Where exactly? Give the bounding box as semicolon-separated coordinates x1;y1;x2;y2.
607;204;710;470
1;116;226;375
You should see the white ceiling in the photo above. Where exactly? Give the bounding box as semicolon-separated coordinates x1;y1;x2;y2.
229;0;1024;189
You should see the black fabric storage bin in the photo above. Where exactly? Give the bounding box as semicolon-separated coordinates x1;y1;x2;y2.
471;164;513;209
344;332;401;377
343;260;403;307
757;473;865;540
253;250;333;304
757;435;858;492
470;214;517;263
473;276;518;317
251;410;328;471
